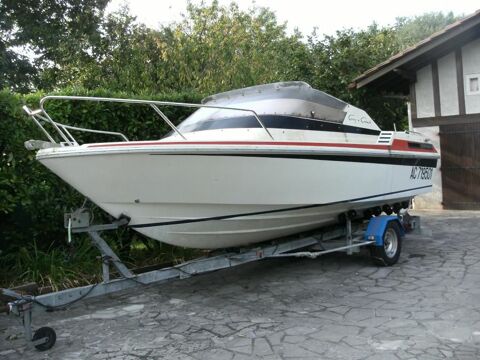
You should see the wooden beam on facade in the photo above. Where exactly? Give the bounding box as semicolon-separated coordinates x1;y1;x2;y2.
413;113;480;127
456;48;466;115
431;60;441;117
409;81;417;120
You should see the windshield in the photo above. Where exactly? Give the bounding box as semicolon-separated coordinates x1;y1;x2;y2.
176;108;252;132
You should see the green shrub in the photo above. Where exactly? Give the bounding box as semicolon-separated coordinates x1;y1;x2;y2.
5;238;100;291
0;88;203;288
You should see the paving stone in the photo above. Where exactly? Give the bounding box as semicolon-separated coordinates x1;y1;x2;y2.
308;324;360;343
283;335;305;344
375;308;411;319
1;211;480;359
252;338;273;356
265;331;284;346
382;318;418;329
366;353;400;360
341;335;368;347
344;308;375;322
275;342;321;357
232;354;255;360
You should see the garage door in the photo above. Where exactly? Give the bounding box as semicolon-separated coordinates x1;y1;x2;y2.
440;123;480;210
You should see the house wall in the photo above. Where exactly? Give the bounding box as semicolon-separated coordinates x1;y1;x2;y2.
415;65;435;118
411;37;480;210
437;52;459;116
462;38;480;114
414;37;480;119
410;125;443;209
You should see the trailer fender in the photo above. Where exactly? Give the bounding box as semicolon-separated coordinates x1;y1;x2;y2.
364;216;405;246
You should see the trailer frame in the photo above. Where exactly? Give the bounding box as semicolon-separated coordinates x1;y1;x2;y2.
1;209;411;351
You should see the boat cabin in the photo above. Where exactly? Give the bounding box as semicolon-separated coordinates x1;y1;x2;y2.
174;82;381;139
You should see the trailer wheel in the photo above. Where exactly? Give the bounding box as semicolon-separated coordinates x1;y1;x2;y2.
371;221;402;266
33;326;56;351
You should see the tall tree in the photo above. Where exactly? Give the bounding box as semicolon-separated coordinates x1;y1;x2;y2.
394;12;460;49
83;8;166;93
157;1;310;93
57;1;311;95
0;0;109;92
308;25;405;129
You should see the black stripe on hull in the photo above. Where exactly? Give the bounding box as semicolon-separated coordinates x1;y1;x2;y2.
261;115;381;136
150;153;438;167
130;185;432;229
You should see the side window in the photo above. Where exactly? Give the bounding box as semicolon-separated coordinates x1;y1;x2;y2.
466;74;480;95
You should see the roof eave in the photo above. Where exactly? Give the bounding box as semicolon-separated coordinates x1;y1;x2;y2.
350;10;480;90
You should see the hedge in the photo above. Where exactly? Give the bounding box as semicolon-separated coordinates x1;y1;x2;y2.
0;88;203;261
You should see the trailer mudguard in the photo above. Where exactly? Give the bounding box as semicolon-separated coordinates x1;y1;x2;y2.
364;216;405;246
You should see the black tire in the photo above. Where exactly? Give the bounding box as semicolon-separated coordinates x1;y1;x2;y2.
33;326;56;351
370;221;402;266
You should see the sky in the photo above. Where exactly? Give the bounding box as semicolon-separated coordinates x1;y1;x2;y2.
106;0;480;36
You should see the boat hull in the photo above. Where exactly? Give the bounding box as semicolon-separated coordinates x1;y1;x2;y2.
38;148;435;248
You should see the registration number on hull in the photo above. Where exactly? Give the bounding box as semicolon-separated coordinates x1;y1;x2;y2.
410;166;433;180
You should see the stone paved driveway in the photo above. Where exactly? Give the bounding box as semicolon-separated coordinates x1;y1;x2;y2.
1;210;480;359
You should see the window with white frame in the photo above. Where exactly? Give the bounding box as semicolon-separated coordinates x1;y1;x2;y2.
466;74;480;95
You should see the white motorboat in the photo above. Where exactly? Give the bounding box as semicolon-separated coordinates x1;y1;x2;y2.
24;82;439;249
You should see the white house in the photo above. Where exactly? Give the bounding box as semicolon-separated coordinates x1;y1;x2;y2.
351;9;480;210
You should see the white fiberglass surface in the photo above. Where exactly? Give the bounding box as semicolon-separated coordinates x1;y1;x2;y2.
37;151;434;248
38;152;433;211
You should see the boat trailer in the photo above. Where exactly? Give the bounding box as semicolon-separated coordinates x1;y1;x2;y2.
1;209;415;351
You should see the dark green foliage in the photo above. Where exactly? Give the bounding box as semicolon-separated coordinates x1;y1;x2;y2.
0;88;203;288
0;0;109;92
0;1;463;288
1;238;100;290
308;25;407;130
395;12;461;49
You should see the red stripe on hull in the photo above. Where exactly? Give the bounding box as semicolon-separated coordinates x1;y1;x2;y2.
87;139;437;154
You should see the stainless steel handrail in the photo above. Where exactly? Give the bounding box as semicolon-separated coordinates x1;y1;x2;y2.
149;104;186;140
23;95;274;146
23;105;129;145
22;106;56;143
